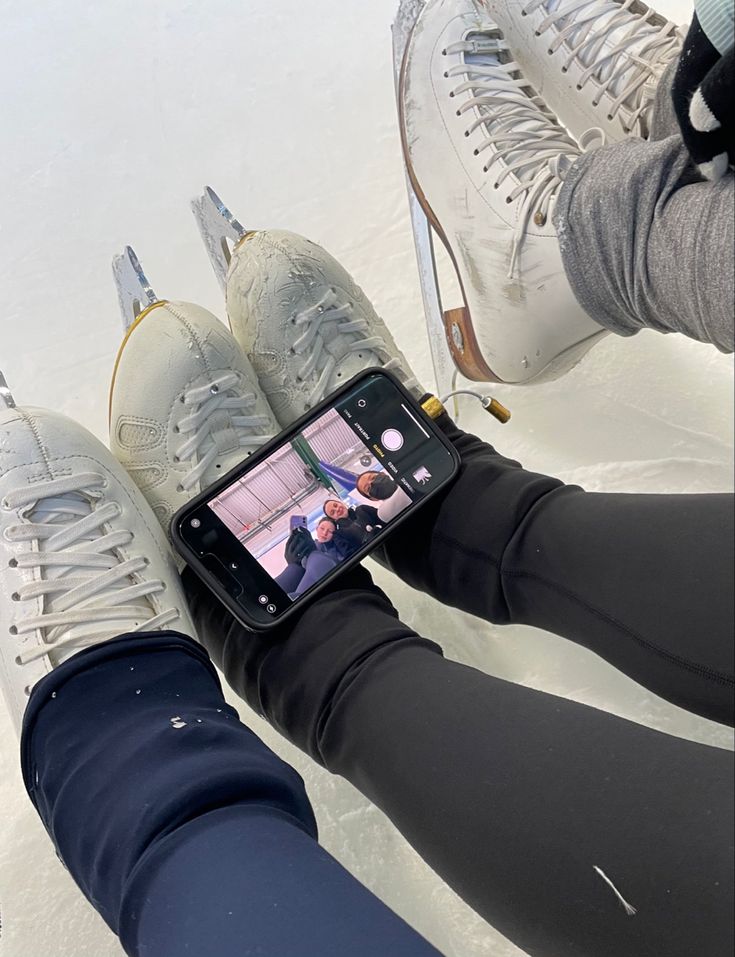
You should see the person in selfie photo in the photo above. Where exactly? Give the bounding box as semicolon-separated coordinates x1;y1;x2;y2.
323;496;384;543
356;469;414;522
355;469;401;502
275;515;363;600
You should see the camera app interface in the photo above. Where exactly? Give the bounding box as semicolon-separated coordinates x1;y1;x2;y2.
204;374;454;613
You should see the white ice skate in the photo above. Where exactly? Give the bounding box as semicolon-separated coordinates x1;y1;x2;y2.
191;187;422;428
394;0;608;385
0;373;195;735
477;0;684;141
109;246;278;537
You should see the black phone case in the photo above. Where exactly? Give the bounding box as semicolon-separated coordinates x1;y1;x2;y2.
171;368;460;631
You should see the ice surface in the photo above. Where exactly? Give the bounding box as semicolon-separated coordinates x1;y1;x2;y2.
0;1;731;956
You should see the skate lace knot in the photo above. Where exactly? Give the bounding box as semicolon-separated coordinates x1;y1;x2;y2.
5;472;180;672
446;37;604;277
521;0;682;132
176;373;275;490
291;288;418;406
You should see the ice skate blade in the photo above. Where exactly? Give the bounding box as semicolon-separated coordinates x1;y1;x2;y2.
393;0;456;399
0;371;16;410
191;186;247;293
112;246;159;332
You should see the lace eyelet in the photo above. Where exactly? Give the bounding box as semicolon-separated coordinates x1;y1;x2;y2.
547;49;553;55
561;66;568;73
576;84;583;91
607;113;614;121
172;455;180;464
464;131;470;137
9;625;18;635
505;197;512;204
176;484;184;493
11;592;20;601
443;71;449;78
142;557;150;566
534;30;541;37
16;655;23;665
441;48;447;56
8;558;18;568
473;149;479;156
591;100;599;108
521;9;527;15
173;425;180;435
493;183;499;189
449;91;455;98
24;685;31;696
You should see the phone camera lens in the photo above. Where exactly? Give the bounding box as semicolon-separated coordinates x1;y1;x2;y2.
190;519;201;529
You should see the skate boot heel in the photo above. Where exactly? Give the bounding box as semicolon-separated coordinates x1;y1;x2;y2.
442;306;500;384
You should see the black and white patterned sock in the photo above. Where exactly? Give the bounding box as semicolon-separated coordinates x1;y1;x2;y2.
672;13;734;180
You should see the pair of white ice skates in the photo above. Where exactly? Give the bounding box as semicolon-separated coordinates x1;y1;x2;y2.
1;0;684;733
395;0;683;383
0;202;419;734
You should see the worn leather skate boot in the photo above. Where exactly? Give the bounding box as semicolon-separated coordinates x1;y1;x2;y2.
399;0;607;383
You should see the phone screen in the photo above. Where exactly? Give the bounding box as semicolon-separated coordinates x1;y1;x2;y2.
174;371;458;627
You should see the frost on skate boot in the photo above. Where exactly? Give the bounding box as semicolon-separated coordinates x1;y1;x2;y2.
0;381;194;735
190;188;422;429
398;0;607;384
109;247;278;537
478;0;684;141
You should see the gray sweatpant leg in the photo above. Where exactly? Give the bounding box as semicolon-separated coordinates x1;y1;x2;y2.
553;60;734;352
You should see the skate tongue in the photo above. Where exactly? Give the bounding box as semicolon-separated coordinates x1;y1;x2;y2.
465;43;580;187
30;491;91;528
543;0;670;106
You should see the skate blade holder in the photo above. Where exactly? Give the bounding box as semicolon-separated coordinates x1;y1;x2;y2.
191;186;248;293
111;246;161;332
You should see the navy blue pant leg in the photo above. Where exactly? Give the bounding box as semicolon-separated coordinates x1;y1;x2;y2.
20;632;440;957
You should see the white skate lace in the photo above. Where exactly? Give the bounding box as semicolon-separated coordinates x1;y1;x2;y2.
175;372;275;490
5;473;180;672
446;36;604;277
291;288;419;406
521;0;682;131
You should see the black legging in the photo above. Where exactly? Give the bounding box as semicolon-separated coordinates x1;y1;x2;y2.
184;414;734;957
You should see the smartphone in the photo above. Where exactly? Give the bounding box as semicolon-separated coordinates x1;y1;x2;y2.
289;515;308;531
172;369;460;630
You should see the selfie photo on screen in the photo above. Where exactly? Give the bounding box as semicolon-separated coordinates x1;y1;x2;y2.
207;406;412;600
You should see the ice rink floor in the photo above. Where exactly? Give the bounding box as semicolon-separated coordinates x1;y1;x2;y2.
0;1;732;955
